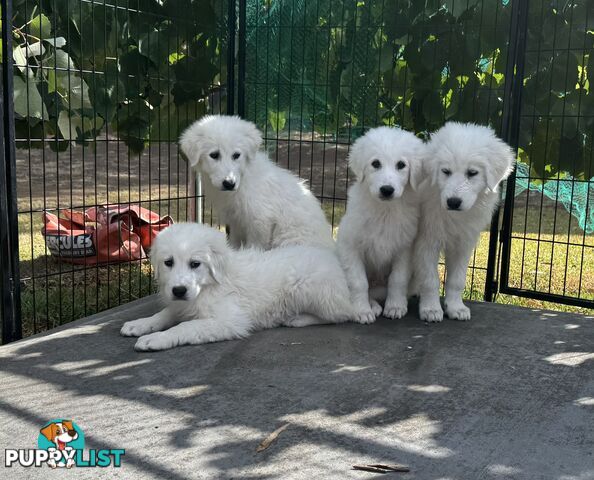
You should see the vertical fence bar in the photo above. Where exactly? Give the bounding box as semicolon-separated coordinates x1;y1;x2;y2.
484;0;529;301
498;0;530;295
0;0;23;343
237;0;246;117
227;0;237;115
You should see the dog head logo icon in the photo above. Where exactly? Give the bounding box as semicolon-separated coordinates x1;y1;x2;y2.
38;419;84;468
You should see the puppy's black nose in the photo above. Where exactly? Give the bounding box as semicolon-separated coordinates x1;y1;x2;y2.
68;430;76;437
379;185;395;198
222;180;236;191
172;286;187;299
447;197;462;210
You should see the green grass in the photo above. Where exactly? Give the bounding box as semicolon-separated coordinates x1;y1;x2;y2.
321;199;594;315
14;194;593;339
16;197;196;337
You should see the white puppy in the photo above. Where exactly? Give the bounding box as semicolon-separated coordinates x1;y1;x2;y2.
121;223;354;350
413;122;515;322
179;115;334;249
337;127;425;324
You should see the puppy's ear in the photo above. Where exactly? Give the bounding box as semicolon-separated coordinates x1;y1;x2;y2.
149;236;162;281
408;152;426;191
40;423;57;441
206;236;229;284
236;117;263;160
347;136;367;181
485;138;516;192
179;117;213;168
422;155;438;187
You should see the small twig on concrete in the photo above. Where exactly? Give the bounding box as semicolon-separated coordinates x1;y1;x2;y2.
352;464;410;473
256;423;290;452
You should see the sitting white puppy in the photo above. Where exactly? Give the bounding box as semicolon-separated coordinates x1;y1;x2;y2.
179;115;334;249
337;127;425;324
413;122;515;322
121;223;354;350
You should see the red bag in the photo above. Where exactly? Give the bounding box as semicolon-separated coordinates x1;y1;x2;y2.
42;205;173;265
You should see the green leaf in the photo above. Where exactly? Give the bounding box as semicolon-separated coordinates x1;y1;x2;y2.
45;69;57;93
28;14;52;40
171;56;219;104
13;75;47;120
57;110;104;141
149;97;206;142
268;110;287;132
84;58;124;123
12;46;28;74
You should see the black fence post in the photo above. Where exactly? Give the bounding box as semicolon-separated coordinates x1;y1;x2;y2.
498;0;530;297
0;0;23;343
237;0;246;117
227;0;237;115
484;0;529;302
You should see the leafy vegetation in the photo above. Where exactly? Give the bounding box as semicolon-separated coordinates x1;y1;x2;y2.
11;0;227;152
13;0;594;181
248;0;594;181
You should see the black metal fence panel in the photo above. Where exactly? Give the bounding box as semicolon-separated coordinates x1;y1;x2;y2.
2;0;593;344
2;0;232;341
241;0;514;301
500;0;594;308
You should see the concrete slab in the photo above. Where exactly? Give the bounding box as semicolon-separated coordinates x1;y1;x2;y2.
0;297;592;479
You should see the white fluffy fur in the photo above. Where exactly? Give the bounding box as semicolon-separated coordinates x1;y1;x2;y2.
412;122;515;322
179;115;334;250
121;223;354;350
337;127;425;324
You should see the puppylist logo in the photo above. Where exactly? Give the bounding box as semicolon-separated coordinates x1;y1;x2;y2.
5;419;125;469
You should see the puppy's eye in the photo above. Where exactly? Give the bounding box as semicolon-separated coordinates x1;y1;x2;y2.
189;261;201;269
232;152;241;160
396;161;406;170
164;258;174;267
467;169;478;178
371;159;381;169
209;151;220;160
442;168;452;176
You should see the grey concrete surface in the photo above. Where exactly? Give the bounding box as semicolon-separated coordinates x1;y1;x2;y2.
0;297;592;480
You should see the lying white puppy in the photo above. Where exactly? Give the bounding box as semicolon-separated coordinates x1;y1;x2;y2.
179;115;334;249
337;127;425;324
413;122;515;322
121;223;354;350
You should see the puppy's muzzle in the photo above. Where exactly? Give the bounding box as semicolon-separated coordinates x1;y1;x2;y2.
171;286;188;300
446;197;462;210
222;179;236;191
379;185;395;199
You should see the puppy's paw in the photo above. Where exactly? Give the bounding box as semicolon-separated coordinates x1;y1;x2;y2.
355;311;376;324
350;299;377;324
445;301;471;321
419;302;444;323
383;299;408;319
134;332;175;351
370;299;383;317
121;318;153;337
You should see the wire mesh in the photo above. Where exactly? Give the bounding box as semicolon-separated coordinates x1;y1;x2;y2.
501;0;594;308
9;0;231;339
3;0;593;344
242;0;513;301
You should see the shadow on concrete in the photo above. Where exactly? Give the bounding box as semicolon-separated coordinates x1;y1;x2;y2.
0;298;592;479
